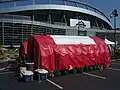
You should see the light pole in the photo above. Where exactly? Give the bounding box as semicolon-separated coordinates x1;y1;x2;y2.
110;9;118;56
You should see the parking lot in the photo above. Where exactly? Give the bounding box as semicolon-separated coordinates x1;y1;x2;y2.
0;59;120;90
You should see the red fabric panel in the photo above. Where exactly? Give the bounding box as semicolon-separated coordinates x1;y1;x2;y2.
54;44;99;71
33;38;40;70
27;35;34;62
19;41;28;58
33;35;56;73
90;36;110;67
39;45;55;73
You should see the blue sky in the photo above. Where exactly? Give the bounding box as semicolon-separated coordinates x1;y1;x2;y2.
87;0;120;28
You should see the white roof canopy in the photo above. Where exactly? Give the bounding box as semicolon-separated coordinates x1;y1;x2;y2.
50;35;115;45
50;35;96;44
105;38;115;45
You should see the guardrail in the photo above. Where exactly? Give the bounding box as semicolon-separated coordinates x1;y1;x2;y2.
0;14;31;20
0;18;119;33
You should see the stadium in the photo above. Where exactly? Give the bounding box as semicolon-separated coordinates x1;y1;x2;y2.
0;0;120;47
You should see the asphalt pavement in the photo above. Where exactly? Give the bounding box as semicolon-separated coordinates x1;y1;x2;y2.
1;60;120;90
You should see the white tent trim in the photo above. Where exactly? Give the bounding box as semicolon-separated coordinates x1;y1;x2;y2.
105;38;115;45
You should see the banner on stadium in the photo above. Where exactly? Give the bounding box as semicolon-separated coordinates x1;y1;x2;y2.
70;18;91;28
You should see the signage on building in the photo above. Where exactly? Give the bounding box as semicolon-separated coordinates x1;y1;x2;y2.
70;19;91;28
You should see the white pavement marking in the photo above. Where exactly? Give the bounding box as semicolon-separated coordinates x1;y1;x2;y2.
0;67;6;71
108;68;120;71
83;72;106;80
111;60;117;62
111;60;120;62
111;63;120;65
0;71;14;75
47;79;63;89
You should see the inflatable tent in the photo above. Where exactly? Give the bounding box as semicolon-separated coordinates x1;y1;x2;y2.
19;41;28;60
26;35;110;73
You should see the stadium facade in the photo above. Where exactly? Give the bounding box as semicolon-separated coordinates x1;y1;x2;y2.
0;0;120;47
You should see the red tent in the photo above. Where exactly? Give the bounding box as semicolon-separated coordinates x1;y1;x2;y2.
19;41;28;60
27;35;110;73
27;35;55;73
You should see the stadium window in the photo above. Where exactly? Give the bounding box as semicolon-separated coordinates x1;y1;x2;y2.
77;3;87;9
87;7;96;12
65;1;77;7
0;2;14;8
75;0;87;3
35;0;49;4
52;14;61;22
16;0;33;6
50;0;64;5
78;31;86;36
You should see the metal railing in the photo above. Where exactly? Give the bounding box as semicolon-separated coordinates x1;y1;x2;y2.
0;18;118;33
0;18;120;46
0;14;31;20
